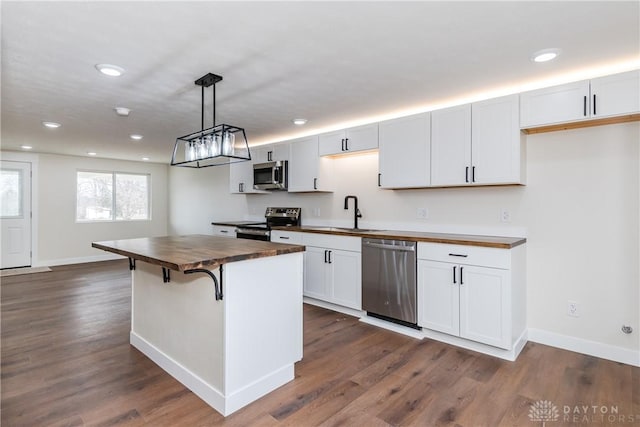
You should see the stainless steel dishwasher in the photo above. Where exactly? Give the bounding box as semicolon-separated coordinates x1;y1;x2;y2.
362;238;417;327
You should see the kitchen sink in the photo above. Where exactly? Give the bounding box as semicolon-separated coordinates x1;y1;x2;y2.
332;227;381;233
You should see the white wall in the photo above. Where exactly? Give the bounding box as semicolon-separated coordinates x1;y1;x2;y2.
168;122;639;361
33;153;169;265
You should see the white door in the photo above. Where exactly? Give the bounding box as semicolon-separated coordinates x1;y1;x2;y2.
417;260;459;335
1;161;32;268
303;246;328;300
329;249;361;310
431;104;472;186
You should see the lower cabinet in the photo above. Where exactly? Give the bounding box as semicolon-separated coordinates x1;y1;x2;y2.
417;242;525;351
211;225;237;238
304;246;361;310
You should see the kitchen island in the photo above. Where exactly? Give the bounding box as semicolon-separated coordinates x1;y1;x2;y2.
92;235;305;416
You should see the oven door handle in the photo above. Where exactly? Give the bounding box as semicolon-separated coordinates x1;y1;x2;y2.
236;228;270;236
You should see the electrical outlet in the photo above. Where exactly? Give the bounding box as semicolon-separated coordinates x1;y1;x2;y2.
500;208;511;223
567;301;580;317
417;207;428;219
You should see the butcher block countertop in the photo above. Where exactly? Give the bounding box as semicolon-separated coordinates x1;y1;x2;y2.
92;234;305;271
275;226;526;249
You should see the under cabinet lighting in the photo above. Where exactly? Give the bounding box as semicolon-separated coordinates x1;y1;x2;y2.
42;121;61;128
95;64;125;77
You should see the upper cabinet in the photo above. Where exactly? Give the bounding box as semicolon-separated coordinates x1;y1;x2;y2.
252;143;290;163
431;95;523;187
431;104;472;186
378;112;431;189
288;136;333;192
318;123;378;156
520;70;640;128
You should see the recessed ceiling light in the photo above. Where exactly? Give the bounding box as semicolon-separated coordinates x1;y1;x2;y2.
115;107;131;116
42;121;61;128
130;134;143;140
531;48;561;63
21;145;33;150
87;152;97;156
95;64;125;77
292;118;308;125
142;157;150;161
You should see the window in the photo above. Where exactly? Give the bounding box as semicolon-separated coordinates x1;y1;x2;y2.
1;168;23;218
77;171;150;221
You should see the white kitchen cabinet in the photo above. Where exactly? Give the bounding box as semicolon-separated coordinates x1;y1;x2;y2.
302;234;361;310
211;225;236;238
471;95;524;185
431;104;472;186
520;70;640;128
252;143;290;163
229;161;255;194
417;242;525;351
318;123;378;156
378;112;431;188
590;70;640;118
431;95;523;186
288;136;333;192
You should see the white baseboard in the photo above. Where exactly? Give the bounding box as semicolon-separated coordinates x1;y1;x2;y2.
36;253;125;267
422;328;527;362
130;332;295;416
528;328;640;367
303;297;364;318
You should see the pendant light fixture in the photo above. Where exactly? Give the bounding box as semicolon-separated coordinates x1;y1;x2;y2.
171;73;251;168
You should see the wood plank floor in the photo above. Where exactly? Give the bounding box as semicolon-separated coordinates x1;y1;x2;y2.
2;260;638;426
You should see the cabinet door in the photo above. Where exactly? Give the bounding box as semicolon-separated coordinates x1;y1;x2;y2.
229;161;253;194
251;146;270;163
459;265;510;349
520;80;590;127
345;123;378;152
378;112;431;188
417;260;459;335
288;136;320;192
318;130;346;156
431;104;472;186
471;94;522;185
329;249;361;310
304;247;328;300
590;70;640;118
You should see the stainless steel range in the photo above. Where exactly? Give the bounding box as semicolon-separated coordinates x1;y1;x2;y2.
235;207;301;241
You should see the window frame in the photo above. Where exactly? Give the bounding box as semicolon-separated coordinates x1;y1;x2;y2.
76;169;152;223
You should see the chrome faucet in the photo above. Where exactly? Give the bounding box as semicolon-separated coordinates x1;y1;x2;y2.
344;195;362;229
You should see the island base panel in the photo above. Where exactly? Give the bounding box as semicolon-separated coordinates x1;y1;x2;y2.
130;252;304;416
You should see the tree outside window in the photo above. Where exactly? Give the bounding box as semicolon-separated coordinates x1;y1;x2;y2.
77;171;150;221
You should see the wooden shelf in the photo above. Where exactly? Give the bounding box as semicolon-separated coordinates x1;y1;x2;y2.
521;113;640;135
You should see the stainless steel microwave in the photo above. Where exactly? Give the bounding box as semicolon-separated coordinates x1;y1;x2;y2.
253;160;288;190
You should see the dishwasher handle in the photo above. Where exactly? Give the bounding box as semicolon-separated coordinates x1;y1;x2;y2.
362;241;416;252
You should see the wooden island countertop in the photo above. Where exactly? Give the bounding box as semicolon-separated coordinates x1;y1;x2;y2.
92;234;305;271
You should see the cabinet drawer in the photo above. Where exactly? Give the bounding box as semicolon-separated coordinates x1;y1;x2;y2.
212;225;236;238
271;231;304;245
302;233;361;252
417;242;510;269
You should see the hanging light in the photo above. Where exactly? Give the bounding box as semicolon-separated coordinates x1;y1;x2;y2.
171;73;251;168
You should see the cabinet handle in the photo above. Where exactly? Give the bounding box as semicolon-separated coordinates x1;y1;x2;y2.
448;253;468;258
465;167;469;183
378;173;381;187
460;266;464;285
328;250;332;264
344;138;349;151
313;178;318;190
279;236;289;240
341;138;345;151
220;230;228;233
239;183;244;192
324;250;328;263
472;166;476;183
593;94;597;115
583;95;587;116
268;151;273;161
453;266;457;284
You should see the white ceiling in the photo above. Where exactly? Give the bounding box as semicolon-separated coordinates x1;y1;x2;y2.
1;1;639;163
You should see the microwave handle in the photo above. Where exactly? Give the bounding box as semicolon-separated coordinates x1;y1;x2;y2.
274;167;280;183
